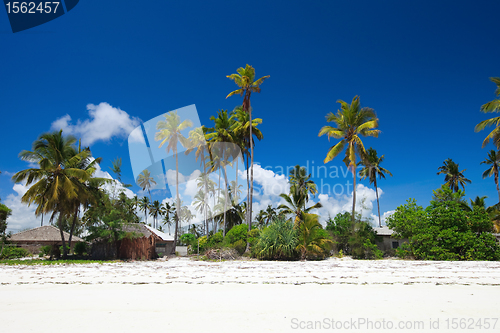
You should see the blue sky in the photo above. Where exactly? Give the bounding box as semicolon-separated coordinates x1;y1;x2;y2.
1;1;500;232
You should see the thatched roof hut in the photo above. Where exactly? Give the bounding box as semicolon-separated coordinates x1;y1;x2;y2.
91;223;174;260
10;225;84;253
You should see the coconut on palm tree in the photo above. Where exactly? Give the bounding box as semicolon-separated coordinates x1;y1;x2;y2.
318;96;380;224
437;158;471;192
227;64;269;236
481;150;500;203
155;111;193;252
358;147;392;227
475;77;500;148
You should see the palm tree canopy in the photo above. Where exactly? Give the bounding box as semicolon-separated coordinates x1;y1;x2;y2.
437;158;471;192
481;150;500;179
136;169;157;192
318;96;380;167
358;147;393;183
475;77;500;148
155;111;193;153
226;64;270;101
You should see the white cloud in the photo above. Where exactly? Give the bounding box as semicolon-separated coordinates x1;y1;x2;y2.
51;102;140;146
4;183;40;233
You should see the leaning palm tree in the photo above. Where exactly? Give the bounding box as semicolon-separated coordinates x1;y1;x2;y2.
481;150;500;203
137;169;156;201
437;158;471;192
358;148;393;227
155;111;193;253
227;65;269;235
475;77;500;148
318;96;380;224
12;130;93;258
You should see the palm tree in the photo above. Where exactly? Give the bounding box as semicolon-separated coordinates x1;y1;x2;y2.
259;205;277;228
137;169;156;201
155;111;193;252
227;64;269;236
296;213;333;260
278;192;322;228
475;77;500;148
318;96;380;224
481;150;500;203
289;165;318;204
358;148;393;227
437;158;471;192
205;110;237;237
149;200;162;229
139;196;150;224
12;130;94;258
232;105;264;208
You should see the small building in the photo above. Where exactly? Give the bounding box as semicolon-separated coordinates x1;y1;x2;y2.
10;225;84;253
373;226;406;252
91;223;174;260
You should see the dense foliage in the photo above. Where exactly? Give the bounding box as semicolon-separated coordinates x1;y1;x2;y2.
254;217;298;260
326;212;382;259
387;190;500;260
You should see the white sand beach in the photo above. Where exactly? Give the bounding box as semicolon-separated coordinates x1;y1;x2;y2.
1;258;500;332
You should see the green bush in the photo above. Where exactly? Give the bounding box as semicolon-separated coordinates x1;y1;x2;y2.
73;242;88;256
180;233;196;247
0;247;29;259
232;239;246;255
387;196;500;261
40;245;53;256
248;228;260;247
254;217;298;260
59;245;70;256
326;212;382;258
224;224;248;245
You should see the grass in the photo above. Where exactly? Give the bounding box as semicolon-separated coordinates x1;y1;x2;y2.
0;259;116;266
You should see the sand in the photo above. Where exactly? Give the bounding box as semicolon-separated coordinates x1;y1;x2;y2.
1;257;499;332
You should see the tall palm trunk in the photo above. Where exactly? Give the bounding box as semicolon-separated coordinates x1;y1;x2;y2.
58;214;68;258
352;164;356;225
374;177;381;227
495;169;500;204
173;146;180;254
68;206;79;250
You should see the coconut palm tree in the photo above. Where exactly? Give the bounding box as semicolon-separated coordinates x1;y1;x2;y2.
358;148;393;227
289;165;318;204
318;96;380;224
296;213;333;260
137;169;156;201
139;196;150;224
155;111;193;253
481;150;500;203
437;158;471;192
475;77;500;148
12;130;95;258
278;192;322;228
205;110;237;237
227;65;269;235
149;200;162;229
232;105;264;207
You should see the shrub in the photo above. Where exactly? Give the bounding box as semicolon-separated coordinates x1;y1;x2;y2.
0;247;29;259
248;228;260;247
387;197;500;261
232;239;246;255
180;233;196;247
224;224;248;245
296;213;333;260
59;245;70;256
40;245;52;256
254;218;298;260
326;212;382;258
73;242;88;256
